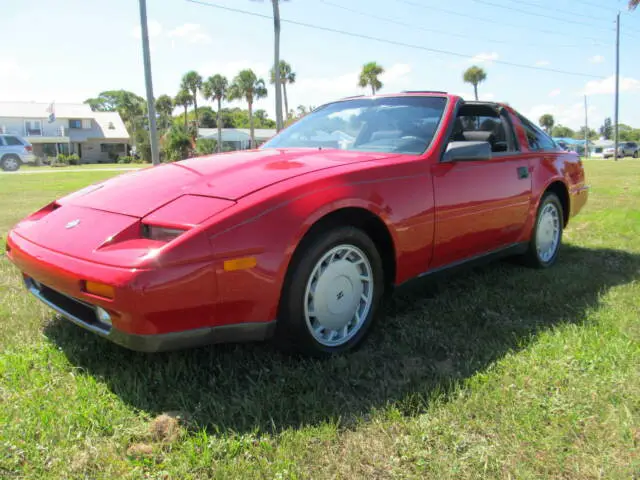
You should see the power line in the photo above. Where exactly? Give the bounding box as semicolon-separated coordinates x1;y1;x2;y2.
470;0;609;30
469;0;640;36
393;0;612;44
185;0;606;79
505;0;610;22
321;0;596;49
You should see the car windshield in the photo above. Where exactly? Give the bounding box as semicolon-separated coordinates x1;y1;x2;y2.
261;96;447;155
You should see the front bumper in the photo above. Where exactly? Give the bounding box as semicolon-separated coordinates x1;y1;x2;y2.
25;276;274;351
6;230;275;352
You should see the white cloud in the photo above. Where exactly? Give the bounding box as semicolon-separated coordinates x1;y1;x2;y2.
527;102;597;129
469;52;499;64
0;58;30;81
380;63;412;82
199;60;270;81
168;23;212;44
131;19;163;39
549;88;561;97
583;75;640;95
454;92;495;101
588;55;605;64
535;60;550;67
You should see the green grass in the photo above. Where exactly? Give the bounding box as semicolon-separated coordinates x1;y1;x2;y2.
19;163;145;171
1;163;639;479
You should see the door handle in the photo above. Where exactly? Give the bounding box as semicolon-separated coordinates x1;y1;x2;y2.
517;166;529;179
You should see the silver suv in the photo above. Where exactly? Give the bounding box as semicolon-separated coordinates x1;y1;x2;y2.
618;141;639;158
0;134;37;171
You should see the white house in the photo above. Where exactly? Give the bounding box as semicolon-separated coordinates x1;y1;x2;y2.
0;102;130;163
198;128;276;150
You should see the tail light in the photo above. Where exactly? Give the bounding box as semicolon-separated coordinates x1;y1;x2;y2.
24;145;33;152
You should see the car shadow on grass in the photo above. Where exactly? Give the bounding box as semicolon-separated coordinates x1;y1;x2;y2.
44;245;640;434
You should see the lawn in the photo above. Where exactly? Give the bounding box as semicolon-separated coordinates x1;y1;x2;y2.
1;162;639;479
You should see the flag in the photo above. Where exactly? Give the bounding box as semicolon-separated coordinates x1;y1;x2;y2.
46;101;55;123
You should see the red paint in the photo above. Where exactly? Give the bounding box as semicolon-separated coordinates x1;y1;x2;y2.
6;93;588;342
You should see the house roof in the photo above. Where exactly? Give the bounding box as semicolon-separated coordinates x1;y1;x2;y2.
0;101;94;119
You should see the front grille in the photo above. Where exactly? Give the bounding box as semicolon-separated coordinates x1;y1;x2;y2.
25;277;111;334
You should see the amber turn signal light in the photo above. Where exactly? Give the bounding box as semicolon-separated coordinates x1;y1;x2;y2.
223;257;257;271
84;281;115;299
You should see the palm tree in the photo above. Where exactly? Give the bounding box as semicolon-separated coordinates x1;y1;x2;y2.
630;0;638;9
228;69;268;148
174;89;193;128
358;62;385;95
270;60;296;121
203;74;229;153
539;114;555;134
155;94;174;130
463;65;487;101
181;71;203;127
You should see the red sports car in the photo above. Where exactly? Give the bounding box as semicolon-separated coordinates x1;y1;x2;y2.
6;92;588;356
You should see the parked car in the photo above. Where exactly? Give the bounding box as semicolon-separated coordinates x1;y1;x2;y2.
0;134;37;171
6;92;589;356
603;142;639;159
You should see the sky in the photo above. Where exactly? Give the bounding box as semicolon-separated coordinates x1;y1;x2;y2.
1;0;639;131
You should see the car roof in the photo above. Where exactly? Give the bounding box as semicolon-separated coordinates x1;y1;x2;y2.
331;92;508;109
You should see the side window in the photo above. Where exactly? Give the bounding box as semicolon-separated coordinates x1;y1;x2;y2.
5;136;24;146
516;114;556;151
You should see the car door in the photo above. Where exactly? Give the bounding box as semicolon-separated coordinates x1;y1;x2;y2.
430;109;532;269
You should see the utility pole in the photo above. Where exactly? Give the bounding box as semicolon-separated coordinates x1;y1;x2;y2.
138;0;160;165
614;11;620;161
584;95;589;159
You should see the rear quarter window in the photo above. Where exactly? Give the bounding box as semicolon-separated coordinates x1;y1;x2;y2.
4;136;24;146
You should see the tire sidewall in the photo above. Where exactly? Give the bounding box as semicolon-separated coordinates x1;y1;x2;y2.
278;226;385;356
1;155;20;172
531;193;563;268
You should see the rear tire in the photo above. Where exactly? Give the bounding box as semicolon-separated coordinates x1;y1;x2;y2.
1;155;21;172
522;192;564;268
275;226;385;357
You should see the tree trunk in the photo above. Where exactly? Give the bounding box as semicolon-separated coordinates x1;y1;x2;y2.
473;83;478;101
371;84;375;96
272;0;283;132
217;97;222;153
283;82;289;122
249;100;255;149
192;90;199;128
184;106;188;128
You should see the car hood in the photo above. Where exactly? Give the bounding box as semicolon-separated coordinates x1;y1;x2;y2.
59;148;392;217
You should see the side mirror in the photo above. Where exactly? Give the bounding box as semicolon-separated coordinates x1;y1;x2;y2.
442;141;492;162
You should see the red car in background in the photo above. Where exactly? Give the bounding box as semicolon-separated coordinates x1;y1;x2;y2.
6;92;588;357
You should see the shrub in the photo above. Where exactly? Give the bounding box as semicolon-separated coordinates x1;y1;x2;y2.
131;157;147;164
117;156;134;164
52;154;69;167
195;138;217;156
67;154;80;165
163;126;193;162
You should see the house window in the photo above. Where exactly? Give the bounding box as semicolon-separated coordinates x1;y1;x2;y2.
100;144;126;153
24;120;43;136
69;119;92;129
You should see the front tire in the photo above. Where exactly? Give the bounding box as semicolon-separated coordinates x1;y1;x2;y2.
522;192;564;268
276;226;385;357
1;155;21;172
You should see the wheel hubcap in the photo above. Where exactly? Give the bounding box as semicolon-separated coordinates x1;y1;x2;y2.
536;203;560;262
4;158;18;170
304;244;374;347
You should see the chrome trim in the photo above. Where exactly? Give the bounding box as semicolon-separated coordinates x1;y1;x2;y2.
24;277;111;336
